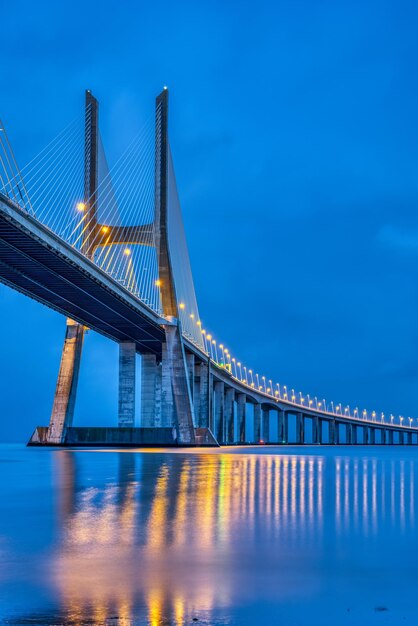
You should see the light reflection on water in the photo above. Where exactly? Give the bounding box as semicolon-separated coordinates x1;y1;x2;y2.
1;446;418;625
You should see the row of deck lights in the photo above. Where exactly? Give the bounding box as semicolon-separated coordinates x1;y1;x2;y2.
74;207;407;429
179;302;415;430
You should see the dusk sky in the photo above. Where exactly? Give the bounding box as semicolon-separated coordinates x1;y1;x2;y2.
1;0;418;441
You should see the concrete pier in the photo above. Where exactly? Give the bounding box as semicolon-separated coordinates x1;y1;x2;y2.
47;319;84;444
225;388;235;443
364;426;369;445
141;354;161;427
277;410;286;443
296;412;304;444
254;404;262;442
238;394;246;442
329;420;340;445
118;342;136;427
198;362;209;428
262;408;269;442
214;381;225;443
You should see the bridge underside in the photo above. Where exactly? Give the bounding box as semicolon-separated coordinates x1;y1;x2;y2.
0;199;165;357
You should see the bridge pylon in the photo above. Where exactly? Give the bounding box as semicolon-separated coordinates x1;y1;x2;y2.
38;88;202;446
153;88;196;444
46;90;98;444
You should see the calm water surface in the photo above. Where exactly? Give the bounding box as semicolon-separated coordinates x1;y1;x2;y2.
0;444;418;625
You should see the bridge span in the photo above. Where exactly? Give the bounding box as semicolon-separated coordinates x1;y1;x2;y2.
0;89;417;447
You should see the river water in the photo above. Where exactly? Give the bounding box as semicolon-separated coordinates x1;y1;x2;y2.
0;444;417;625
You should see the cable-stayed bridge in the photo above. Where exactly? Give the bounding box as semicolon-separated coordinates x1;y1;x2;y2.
0;89;417;447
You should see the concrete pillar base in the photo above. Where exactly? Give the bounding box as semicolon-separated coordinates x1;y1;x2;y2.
47;319;85;444
254;404;262;442
262;408;270;442
237;394;246;443
225;388;235;443
296;412;304;444
119;342;136;427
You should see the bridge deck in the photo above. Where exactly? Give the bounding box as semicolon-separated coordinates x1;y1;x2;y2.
0;195;165;356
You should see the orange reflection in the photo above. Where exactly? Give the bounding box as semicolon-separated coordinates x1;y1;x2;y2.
49;449;416;623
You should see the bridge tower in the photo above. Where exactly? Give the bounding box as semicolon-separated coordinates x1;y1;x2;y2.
46;91;98;444
45;89;197;445
152;88;196;444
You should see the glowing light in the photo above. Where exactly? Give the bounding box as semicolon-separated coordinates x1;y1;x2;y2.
179;302;185;310
155;279;161;287
124;248;131;256
102;226;109;233
190;313;195;319
76;202;86;211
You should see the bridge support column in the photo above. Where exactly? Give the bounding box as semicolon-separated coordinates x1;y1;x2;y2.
363;426;369;444
370;428;376;444
140;354;162;427
47;319;85;444
408;431;413;445
254;404;262;442
296;412;304;444
351;424;357;444
312;416;320;444
161;326;196;444
225;388;235;443
118;342;136;427
387;429;393;445
346;423;352;444
186;353;195;402
277;410;286;443
328;420;335;444
197;361;209;428
214;381;225;444
262;408;270;442
237;394;246;443
334;422;340;444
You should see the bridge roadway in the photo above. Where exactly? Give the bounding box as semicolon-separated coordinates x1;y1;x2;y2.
0;193;166;357
184;339;418;444
1;192;418;445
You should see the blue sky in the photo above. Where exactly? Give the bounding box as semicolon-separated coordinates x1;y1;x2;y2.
1;0;418;441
